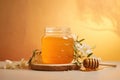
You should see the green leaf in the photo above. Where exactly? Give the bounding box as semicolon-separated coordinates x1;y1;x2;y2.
28;49;41;64
77;39;85;43
73;46;78;53
28;57;32;64
87;53;93;57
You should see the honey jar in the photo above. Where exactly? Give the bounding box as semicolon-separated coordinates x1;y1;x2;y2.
41;27;74;64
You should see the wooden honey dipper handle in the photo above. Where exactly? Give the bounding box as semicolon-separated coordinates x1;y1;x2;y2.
99;63;117;67
83;58;117;69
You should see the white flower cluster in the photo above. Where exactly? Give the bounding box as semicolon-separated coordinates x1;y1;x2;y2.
71;34;94;65
0;59;28;69
74;42;93;56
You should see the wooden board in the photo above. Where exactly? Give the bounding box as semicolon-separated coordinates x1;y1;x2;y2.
30;63;80;71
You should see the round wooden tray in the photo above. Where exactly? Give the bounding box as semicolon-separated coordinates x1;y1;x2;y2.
30;63;80;71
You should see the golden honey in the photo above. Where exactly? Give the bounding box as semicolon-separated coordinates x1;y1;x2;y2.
41;27;74;64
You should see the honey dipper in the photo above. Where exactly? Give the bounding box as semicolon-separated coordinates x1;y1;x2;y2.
83;58;117;70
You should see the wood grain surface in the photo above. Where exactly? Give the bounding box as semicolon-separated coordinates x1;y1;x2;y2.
30;63;80;71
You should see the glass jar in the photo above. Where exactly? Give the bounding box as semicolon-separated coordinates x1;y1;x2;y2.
41;27;74;64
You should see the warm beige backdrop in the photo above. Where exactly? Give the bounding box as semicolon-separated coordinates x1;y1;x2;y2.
0;0;120;61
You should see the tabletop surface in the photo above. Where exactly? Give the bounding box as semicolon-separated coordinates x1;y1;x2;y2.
0;62;120;80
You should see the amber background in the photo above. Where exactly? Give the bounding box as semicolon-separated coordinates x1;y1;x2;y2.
0;0;120;61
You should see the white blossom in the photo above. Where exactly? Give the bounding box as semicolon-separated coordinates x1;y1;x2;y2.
71;34;78;41
81;43;93;54
75;43;93;55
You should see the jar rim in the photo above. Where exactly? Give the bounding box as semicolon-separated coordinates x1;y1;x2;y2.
45;27;71;33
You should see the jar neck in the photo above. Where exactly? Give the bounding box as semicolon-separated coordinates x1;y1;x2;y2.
45;27;71;35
